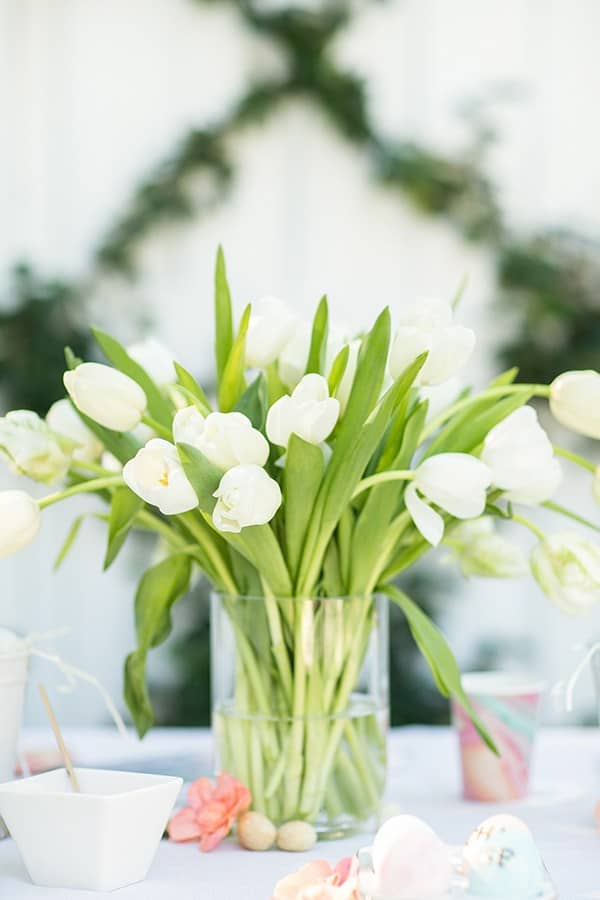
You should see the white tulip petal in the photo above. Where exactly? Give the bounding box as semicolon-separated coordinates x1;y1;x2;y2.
127;337;176;387
266;396;295;447
405;482;445;546
245;296;297;368
415;453;491;519
531;530;600;615
64;363;147;432
173;406;205;446
123;439;198;515
389;327;431;380
504;458;562;505
0;490;41;559
47;399;103;462
421;326;475;386
292;373;330;404
212;464;282;532
550;370;600;439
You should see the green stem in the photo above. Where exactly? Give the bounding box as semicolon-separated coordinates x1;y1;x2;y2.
38;476;123;509
69;460;114;477
512;513;546;542
543;500;600;533
554;445;597;473
421;383;550;440
179;512;237;594
351;469;413;499
141;414;172;440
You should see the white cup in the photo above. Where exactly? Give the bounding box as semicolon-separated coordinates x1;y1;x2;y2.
0;644;29;783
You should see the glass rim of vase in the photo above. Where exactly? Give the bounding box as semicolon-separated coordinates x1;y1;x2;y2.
211;591;385;603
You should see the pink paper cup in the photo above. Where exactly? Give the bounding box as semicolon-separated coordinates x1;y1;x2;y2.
452;671;546;803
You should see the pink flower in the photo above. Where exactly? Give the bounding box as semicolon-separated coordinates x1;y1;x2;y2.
272;857;358;900
168;772;251;852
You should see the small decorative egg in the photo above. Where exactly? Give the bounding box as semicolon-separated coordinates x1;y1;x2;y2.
465;828;545;898
372;814;452;899
464;814;531;868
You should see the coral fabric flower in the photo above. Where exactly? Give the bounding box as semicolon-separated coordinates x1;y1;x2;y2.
168;772;251;852
272;857;358;900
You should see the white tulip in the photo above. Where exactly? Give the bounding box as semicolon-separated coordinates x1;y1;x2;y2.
47;399;103;463
123;439;198;515
277;324;350;392
389;298;475;386
245;296;297;368
0;490;41;559
64;363;147;432
0;411;71;484
173;407;269;471
482;406;562;505
445;517;528;578
531;531;600;615
127;337;176;387
405;452;492;546
212;464;282;533
550;370;600;439
266;374;340;447
278;324;311;389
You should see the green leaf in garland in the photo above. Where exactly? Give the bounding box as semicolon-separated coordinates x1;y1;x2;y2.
383;584;498;754
124;553;191;737
104;487;144;570
234;373;268;431
91;327;172;427
305;295;329;375
218;304;250;412
215;246;234;385
174;362;211;414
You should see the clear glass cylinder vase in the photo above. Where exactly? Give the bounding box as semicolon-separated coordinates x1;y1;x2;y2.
211;592;389;838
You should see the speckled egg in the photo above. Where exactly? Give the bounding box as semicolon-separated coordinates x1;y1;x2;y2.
464;814;531;869
465;828;545;898
372;814;452;899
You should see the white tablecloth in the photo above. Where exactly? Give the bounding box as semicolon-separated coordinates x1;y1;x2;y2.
0;726;598;899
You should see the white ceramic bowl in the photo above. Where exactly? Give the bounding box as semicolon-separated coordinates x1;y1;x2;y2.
0;767;182;892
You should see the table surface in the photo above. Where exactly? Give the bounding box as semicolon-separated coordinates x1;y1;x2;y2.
0;726;598;899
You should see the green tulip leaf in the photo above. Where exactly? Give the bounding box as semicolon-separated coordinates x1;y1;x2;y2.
305;295;329;375
328;344;350;397
214;246;234;385
124;553;192;737
174;362;212;414
383;584;498;754
104;487;144;570
218;304;250;412
285;434;325;580
234;373;268;431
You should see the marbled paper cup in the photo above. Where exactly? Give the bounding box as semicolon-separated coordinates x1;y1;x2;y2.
452;672;545;802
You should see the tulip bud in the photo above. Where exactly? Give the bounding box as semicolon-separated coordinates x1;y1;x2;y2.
47;399;103;463
531;531;600;615
123;439;198;515
389;298;475;386
482;406;562;505
550;370;600;439
64;363;147;432
245;297;296;368
0;490;41;559
173;407;268;471
266;374;340;447
445;517;528;578
127;337;176;387
212;464;282;533
405;453;492;546
0;411;71;484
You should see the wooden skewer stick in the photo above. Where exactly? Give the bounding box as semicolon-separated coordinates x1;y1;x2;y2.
38;683;80;793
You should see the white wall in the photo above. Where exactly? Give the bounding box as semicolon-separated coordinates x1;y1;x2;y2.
1;0;600;727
